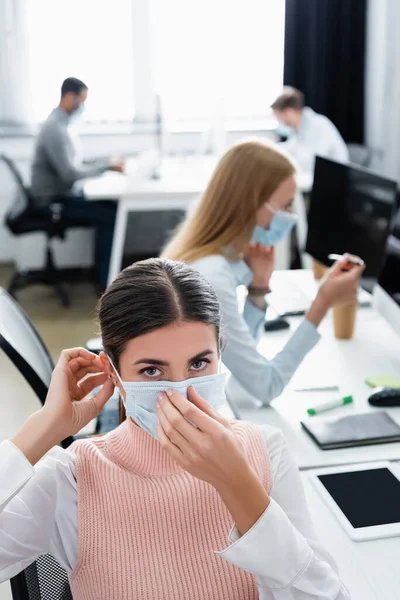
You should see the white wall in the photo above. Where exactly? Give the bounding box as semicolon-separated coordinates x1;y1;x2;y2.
365;0;400;182
0;0;32;125
365;0;388;168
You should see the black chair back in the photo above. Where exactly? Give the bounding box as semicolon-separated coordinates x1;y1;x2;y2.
10;555;72;600
0;154;33;233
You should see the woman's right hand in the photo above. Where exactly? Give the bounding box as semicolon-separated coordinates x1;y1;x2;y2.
307;256;365;327
42;348;114;440
318;256;365;308
12;348;114;465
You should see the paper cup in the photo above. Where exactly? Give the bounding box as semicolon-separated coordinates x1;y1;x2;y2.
333;303;358;339
312;259;328;280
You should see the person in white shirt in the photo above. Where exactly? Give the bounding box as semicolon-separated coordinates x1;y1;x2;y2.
0;258;350;599
271;87;349;174
162;140;364;405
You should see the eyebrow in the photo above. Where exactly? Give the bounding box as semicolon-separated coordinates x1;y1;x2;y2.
133;358;170;367
132;349;215;367
188;349;215;363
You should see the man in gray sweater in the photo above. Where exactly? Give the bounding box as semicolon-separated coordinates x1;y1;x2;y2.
31;77;124;290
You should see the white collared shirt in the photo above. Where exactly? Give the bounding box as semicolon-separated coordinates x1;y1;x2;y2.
190;255;320;405
281;107;349;174
0;426;349;599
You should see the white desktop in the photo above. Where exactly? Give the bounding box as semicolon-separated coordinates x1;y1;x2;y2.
228;267;400;470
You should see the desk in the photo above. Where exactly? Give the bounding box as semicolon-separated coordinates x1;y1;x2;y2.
228;271;400;469
302;467;400;600
83;157;313;286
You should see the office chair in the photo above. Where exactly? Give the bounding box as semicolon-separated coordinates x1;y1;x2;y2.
10;554;73;600
0;287;74;448
1;154;90;307
347;144;373;168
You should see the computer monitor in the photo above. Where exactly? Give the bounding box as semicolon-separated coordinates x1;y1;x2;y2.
374;207;400;337
306;157;398;279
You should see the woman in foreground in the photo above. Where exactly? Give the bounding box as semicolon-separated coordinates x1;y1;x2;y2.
0;259;349;599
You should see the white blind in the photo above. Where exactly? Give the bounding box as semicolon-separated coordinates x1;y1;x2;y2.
26;0;135;123
150;0;285;121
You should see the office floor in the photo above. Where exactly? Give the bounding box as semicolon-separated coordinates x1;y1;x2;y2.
0;264;100;600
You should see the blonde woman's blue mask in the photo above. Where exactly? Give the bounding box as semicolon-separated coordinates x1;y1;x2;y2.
251;204;297;247
108;357;226;439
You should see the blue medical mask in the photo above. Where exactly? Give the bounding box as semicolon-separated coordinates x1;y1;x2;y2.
251;205;298;247
71;103;85;120
109;360;226;439
276;123;294;138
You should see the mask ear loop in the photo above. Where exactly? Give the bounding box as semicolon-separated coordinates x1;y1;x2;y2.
107;354;123;385
107;354;126;408
264;202;276;214
265;200;299;221
105;354;127;423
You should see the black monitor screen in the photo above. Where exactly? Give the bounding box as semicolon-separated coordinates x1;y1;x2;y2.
378;208;400;306
306;157;397;278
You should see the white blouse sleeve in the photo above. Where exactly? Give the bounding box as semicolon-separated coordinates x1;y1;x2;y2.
206;261;320;405
0;440;77;582
217;426;350;599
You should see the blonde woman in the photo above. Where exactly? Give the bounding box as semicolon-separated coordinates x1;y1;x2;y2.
163;140;364;405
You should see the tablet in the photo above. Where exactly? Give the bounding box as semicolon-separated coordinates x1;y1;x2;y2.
309;462;400;541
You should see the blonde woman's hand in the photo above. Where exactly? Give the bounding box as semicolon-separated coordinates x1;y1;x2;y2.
307;256;365;327
244;243;275;289
156;387;270;534
318;256;365;308
12;348;114;465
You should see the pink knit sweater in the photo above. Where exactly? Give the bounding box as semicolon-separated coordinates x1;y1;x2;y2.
69;418;271;599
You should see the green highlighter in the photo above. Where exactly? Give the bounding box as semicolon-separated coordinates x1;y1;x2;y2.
365;376;400;389
307;395;353;416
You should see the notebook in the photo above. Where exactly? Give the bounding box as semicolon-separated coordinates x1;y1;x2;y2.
365;375;400;389
301;411;400;450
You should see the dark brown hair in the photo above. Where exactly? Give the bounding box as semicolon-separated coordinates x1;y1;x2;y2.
271;86;305;111
98;259;221;423
98;258;221;370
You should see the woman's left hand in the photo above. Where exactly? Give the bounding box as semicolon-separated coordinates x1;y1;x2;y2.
157;387;250;488
156;387;270;535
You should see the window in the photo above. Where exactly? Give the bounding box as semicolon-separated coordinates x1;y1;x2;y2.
150;0;285;121
25;0;285;126
26;0;134;123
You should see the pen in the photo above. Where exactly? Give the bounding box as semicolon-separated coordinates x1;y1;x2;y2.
328;254;364;266
295;385;340;392
307;395;353;416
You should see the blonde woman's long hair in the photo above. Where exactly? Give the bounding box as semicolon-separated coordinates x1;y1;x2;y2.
162;140;296;264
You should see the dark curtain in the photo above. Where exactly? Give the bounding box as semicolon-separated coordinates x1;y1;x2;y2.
284;0;367;143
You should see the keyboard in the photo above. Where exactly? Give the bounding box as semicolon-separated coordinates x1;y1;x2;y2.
267;284;311;317
267;281;372;318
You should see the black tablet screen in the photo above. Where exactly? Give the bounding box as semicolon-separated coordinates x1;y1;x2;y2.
318;468;400;528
